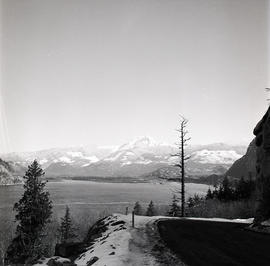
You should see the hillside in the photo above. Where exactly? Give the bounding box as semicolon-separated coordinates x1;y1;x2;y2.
225;139;256;180
0;158;22;185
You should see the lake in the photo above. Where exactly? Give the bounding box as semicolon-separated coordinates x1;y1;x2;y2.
0;181;211;228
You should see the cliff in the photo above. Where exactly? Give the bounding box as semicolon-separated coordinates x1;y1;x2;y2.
225;139;256;180
253;106;270;224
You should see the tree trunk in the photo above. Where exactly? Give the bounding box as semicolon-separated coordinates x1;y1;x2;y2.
181;127;185;217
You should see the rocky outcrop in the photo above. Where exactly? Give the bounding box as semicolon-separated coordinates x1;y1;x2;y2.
253;107;270;226
34;256;75;266
226;139;256;180
55;242;88;259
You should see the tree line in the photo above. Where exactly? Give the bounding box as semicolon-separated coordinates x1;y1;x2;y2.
205;176;256;202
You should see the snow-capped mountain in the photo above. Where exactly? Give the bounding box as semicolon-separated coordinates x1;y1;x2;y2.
0;158;23;185
1;137;246;178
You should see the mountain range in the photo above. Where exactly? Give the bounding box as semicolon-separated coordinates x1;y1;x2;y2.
1;137;247;180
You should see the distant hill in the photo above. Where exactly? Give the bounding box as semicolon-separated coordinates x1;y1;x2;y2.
1;137;246;179
0;158;22;185
225;139;256;180
141;166;223;185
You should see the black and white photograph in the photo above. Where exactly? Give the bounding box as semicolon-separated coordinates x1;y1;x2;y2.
0;0;270;265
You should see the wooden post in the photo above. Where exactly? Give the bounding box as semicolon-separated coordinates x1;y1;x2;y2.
132;211;135;228
125;207;128;215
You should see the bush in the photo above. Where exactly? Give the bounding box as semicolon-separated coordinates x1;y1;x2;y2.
168;195;181;217
58;206;77;243
146;201;156;216
133;202;143;215
187;199;257;219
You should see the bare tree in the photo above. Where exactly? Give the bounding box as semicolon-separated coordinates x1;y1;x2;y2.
172;116;191;217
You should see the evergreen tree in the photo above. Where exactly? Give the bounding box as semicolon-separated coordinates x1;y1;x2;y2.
146;201;156;216
168;194;180;217
217;176;234;201
133;201;142;215
206;188;213;200
58;206;77;243
212;184;219;198
187;196;195;208
7;160;52;264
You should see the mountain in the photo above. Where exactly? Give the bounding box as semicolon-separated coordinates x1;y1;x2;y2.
0;158;22;185
225;139;257;180
1;137;246;179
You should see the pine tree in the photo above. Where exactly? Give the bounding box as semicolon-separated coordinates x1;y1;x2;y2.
217;176;234;201
168;194;180;217
212;184;219;198
133;201;142;215
146;201;156;216
206;188;213;200
58;206;77;243
7;160;52;264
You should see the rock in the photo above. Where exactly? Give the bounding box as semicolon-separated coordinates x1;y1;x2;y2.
84;217;109;245
253;106;270;225
111;220;125;226
55;242;88;258
47;256;75;266
86;256;99;266
261;219;270;226
226;139;256;180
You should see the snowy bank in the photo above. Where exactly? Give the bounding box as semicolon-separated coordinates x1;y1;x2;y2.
35;214;254;266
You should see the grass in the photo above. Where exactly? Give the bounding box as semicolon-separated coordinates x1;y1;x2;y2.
158;219;270;266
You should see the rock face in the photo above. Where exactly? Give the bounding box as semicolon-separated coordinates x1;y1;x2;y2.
253;107;270;224
225;139;256;180
55;242;88;259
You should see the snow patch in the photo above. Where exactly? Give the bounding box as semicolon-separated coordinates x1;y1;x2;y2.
67;151;83;157
75;215;132;266
186;217;254;224
85;156;99;163
192;150;242;164
59;156;73;164
39;159;48;165
261;219;270;226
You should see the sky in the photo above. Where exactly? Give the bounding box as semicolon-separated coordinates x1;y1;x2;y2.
0;0;269;153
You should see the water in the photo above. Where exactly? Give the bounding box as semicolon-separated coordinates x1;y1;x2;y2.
0;180;211;224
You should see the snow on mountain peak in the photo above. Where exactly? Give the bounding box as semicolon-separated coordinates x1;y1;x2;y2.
118;136;159;151
1;138;247;178
66;151;83;158
192;149;242;164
